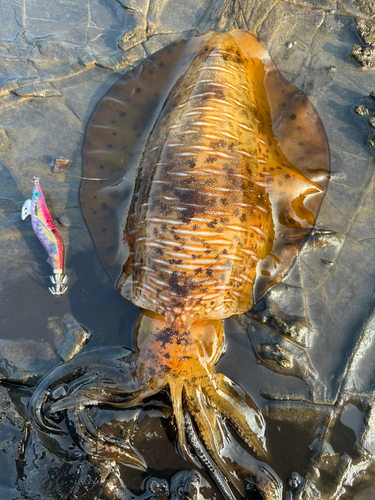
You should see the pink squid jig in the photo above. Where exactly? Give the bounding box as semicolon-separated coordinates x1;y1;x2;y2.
21;178;68;295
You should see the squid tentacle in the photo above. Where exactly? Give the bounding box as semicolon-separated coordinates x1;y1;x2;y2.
183;407;237;500
28;347;136;434
108;376;165;409
67;408;147;469
184;385;245;495
26;317;281;499
170;383;190;461
203;372;267;460
185;383;282;500
28;365;90;435
47;374;164;415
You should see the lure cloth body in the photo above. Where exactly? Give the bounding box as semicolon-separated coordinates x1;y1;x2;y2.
22;179;68;295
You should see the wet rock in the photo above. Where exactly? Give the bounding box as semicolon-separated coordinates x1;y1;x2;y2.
91;458;170;500
263;403;334;496
117;0;212;53
145;477;169;499
298;228;345;293
0;386;24;498
340;403;366;446
55;214;71;227
0;197;19;211
348;18;375;68
349;0;375;18
0;387;24;453
300;453;352;500
296;399;375;498
289;472;304;491
48;313;91;362
254;341;318;383
36;41;91;68
19;432;100;500
309;438;335;456
118;9;148;53
343;290;375;397
143;33;184;57
256;342;294;370
352;92;375;148
0;126;8;151
11;83;62;98
358;403;375;456
0;312;90;385
170;470;211;499
248;282;310;348
355;105;369;116
246;228;345;352
0;384;99;500
96;44;147;71
0;338;58;384
348;44;375;68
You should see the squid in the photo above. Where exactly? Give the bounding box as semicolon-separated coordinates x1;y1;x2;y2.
27;30;330;499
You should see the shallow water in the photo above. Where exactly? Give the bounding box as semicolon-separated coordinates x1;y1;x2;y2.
1;1;375;499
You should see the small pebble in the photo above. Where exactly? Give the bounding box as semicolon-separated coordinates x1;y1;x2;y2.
369;117;375;129
322;258;333;265
287;43;293;49
56;215;71;227
53;158;72;173
355;105;369;116
289;472;302;490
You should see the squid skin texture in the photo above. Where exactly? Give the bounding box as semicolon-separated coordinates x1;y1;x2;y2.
117;31;328;324
29;29;329;500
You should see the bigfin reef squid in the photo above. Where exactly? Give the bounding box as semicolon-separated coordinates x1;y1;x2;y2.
27;30;330;499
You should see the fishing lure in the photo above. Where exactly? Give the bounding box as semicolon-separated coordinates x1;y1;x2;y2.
21;178;68;295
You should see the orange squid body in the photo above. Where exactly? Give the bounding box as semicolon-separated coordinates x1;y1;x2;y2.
118;31;326;332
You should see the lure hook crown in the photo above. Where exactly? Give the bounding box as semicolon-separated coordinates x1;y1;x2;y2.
49;274;68;296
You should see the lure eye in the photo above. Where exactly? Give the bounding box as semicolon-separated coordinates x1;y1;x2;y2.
35;192;40;197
